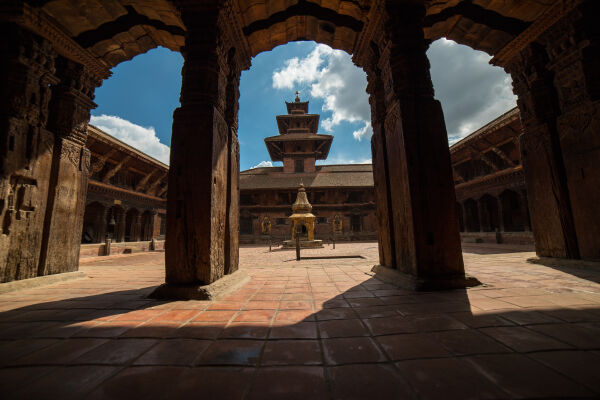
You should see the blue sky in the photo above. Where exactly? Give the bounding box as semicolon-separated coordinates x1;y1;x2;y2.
91;39;516;169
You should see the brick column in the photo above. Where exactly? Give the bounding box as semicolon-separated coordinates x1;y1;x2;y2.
366;2;473;290
162;2;242;291
0;24;58;282
39;56;99;276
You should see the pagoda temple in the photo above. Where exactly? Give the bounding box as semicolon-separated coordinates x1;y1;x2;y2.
264;92;333;173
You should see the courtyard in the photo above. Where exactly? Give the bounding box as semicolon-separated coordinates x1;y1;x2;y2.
1;242;599;399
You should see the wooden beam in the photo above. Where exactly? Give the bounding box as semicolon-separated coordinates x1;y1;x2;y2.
102;155;131;183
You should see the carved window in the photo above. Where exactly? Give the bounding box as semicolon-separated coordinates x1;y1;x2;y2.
295;159;304;172
276;218;287;225
317;217;327;224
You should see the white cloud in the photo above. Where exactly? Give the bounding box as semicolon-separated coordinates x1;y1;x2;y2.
90;115;171;165
317;155;371;165
427;38;517;143
251;160;273;168
272;44;370;139
352;121;373;141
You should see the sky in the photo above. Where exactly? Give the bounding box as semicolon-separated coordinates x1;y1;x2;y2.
91;39;516;169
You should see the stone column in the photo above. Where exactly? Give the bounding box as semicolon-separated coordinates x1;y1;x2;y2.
162;3;239;289
541;1;599;259
506;44;579;258
38;56;99;276
0;24;58;282
367;2;472;290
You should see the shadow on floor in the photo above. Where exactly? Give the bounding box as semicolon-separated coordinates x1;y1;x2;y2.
0;270;599;399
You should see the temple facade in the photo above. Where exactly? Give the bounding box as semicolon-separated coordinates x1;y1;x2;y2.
239;104;531;245
239;97;377;244
79;125;168;257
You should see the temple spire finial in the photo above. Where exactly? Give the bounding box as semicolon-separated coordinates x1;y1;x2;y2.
295;90;300;102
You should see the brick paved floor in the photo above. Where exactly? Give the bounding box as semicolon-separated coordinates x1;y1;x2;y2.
1;242;599;399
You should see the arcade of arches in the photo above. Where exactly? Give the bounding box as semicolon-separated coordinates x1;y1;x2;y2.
1;1;599;294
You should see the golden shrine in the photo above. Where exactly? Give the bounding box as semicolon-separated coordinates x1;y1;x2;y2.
283;184;323;248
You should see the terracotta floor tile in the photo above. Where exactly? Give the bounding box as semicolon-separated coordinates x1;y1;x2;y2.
111;309;165;322
191;310;237;322
322;337;386;365
12;338;108;365
196;340;264;366
280;293;313;301
527;322;600;349
73;338;157;364
261;340;322;365
530;350;600;394
243;301;279;310
0;339;60;366
87;366;186;400
12;366;119;400
207;302;245;311
233;310;275;323
450;312;514;328
247;366;328;400
409;314;468;332
274;309;315;323
354;306;398;319
329;364;416;399
363;315;418;336
170;367;254;400
315;308;357;321
279;300;314;310
121;322;181;338
174;322;224;339
395;357;509;399
133;339;211;365
480;326;573;352
376;333;451;360
73;321;138;338
431;329;511;355
269;322;318;339
150;310;201;322
318;319;368;338
346;297;385;307
0;366;55;397
318;299;350;308
465;354;594;398
220;323;270;339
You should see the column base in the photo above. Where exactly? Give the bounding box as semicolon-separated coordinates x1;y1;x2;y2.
149;269;250;300
370;265;481;291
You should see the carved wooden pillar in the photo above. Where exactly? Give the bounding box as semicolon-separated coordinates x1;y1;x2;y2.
0;24;58;282
456;201;465;233
94;204;109;243
39;56;99;276
224;48;240;275
496;195;506;232
116;207;126;242
477;199;486;232
518;190;530;232
366;48;395;269
366;2;472;290
132;213;142;242
540;1;599;259
507;44;579;258
164;3;233;287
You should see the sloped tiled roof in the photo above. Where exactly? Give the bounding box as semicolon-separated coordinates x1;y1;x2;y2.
240;164;374;190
